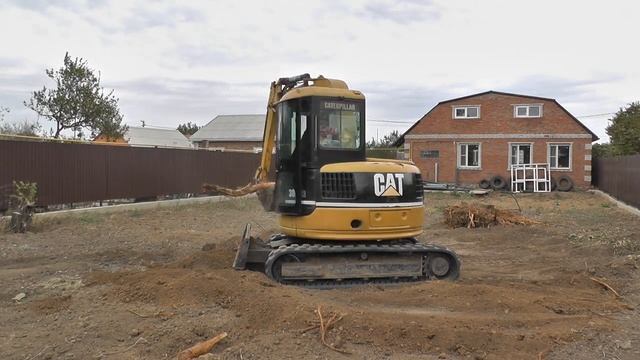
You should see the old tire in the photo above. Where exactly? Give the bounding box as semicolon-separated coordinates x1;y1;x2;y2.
556;176;574;192
490;175;507;190
479;179;491;189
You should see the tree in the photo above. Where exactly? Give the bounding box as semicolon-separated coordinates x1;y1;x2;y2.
25;52;128;139
592;143;613;158
0;119;41;136
366;130;400;148
606;102;640;156
0;107;41;136
0;106;8;122
177;122;200;136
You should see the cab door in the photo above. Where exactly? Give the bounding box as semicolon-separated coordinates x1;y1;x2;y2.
275;99;310;215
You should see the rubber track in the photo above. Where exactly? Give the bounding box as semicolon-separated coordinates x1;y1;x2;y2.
264;242;461;288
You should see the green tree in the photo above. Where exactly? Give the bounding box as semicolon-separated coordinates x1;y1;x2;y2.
0;107;41;136
177;122;200;136
25;52;128;139
591;143;613;158
366;130;401;159
0;119;41;136
367;130;400;148
606;102;640;155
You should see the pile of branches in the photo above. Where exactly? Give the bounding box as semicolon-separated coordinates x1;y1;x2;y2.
444;202;540;228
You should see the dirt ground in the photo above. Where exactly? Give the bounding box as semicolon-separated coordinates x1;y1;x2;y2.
1;191;639;360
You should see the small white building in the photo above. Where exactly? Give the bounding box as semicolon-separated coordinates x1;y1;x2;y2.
124;126;193;149
190;114;264;151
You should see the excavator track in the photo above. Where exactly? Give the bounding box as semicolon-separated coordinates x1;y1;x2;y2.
264;240;460;288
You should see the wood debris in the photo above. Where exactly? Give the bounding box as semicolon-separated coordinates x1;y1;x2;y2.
444;202;540;228
176;332;228;360
202;182;274;197
312;306;350;354
589;277;621;298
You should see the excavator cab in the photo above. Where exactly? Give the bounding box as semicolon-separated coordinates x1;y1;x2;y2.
274;96;365;216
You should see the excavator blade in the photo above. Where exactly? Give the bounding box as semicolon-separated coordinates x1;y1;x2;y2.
232;223;252;270
232;224;272;271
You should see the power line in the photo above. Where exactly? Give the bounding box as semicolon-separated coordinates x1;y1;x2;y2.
575;112;615;118
367;119;415;124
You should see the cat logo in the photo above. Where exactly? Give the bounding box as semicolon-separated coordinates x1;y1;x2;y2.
373;173;404;197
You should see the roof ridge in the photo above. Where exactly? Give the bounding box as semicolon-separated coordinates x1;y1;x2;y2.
394;90;599;146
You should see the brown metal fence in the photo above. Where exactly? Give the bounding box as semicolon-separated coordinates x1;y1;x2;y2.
0;140;263;210
593;154;640;209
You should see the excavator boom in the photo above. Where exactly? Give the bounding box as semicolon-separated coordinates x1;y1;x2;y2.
202;74;312;210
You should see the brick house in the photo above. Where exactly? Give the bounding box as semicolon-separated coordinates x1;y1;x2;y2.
190;114;264;151
395;91;599;189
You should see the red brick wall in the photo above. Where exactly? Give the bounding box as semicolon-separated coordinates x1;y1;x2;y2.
409;138;592;189
405;93;594;189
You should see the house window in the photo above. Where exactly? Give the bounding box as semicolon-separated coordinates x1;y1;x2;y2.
510;143;532;166
457;143;481;168
514;104;543;118
420;150;439;158
548;143;571;169
453;106;480;119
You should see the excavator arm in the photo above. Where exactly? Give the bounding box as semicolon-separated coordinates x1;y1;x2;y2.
202;74;311;211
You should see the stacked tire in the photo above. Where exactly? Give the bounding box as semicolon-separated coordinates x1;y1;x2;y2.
479;175;573;191
555;175;574;192
479;179;491;189
478;175;508;191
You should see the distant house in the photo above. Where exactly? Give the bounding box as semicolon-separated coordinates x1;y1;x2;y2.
395;91;599;189
94;126;193;149
190;114;264;151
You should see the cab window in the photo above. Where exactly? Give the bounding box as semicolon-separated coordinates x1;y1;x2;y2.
318;102;361;149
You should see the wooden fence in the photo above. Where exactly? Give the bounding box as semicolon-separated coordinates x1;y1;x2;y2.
0;140;263;210
593;154;640;209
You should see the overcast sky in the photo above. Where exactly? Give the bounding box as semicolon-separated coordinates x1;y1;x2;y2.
0;0;638;142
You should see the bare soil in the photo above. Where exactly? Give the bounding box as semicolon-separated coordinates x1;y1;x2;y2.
1;192;639;360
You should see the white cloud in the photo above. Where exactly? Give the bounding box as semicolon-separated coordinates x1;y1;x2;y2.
0;0;638;142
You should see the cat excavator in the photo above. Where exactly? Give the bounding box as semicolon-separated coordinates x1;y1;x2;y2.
206;74;460;287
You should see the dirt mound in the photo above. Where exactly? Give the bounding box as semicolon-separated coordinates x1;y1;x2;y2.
444;202;540;228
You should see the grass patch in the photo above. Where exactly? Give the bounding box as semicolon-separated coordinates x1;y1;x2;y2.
128;210;144;218
78;213;103;224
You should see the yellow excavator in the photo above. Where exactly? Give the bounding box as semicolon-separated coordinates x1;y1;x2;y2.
206;74;460;287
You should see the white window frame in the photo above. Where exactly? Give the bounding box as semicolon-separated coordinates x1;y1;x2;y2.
513;104;543;118
547;143;572;170
508;142;534;168
452;105;481;119
457;142;481;169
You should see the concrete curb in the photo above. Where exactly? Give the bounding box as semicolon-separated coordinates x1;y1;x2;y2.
2;194;255;220
590;189;640;217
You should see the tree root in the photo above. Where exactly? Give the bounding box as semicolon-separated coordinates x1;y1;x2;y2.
315;306;350;354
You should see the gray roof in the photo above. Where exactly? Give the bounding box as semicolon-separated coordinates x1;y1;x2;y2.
190;114;264;142
125;126;193;148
